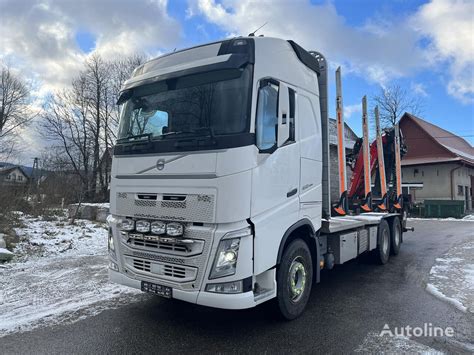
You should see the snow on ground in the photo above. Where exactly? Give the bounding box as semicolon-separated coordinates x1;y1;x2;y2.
426;240;474;314
0;213;148;337
408;215;474;222
354;332;443;354
69;202;110;208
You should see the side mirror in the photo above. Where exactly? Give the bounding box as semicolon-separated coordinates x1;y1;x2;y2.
277;82;289;146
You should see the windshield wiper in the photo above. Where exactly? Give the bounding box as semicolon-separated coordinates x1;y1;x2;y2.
160;131;196;138
194;126;215;139
159;127;216;139
116;133;152;144
173;127;217;149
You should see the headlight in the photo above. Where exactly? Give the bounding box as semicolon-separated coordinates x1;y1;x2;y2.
136;220;150;233
209;227;251;279
151;221;166;235
120;219;135;231
210;238;240;279
166;222;184;236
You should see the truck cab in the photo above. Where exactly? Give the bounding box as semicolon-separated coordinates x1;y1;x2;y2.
108;36;403;319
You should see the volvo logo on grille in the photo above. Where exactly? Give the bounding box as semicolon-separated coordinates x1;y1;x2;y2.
156;159;165;170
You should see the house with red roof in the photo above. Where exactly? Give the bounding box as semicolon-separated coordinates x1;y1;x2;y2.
399;113;474;210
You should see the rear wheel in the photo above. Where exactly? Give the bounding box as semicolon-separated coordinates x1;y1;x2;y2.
389;217;402;255
276;239;313;320
373;220;390;265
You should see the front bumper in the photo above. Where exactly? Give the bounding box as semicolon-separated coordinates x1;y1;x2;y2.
109;269;256;310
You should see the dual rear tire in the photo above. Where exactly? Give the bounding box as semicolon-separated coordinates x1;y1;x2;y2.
373;217;402;264
389;216;402;256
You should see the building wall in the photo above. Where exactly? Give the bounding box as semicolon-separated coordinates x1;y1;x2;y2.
402;163;473;209
400;117;453;160
1;167;28;185
453;165;474;210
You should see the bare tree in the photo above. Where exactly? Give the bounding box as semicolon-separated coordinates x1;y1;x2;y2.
40;53;146;201
40;87;93;198
81;54;110;197
100;54;146;197
39;147;83;207
0;65;34;157
372;84;424;127
109;54;147;126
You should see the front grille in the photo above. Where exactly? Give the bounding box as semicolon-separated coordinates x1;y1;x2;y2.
126;256;198;283
164;265;187;279
132;250;186;264
115;192;215;222
133;259;151;272
126;232;205;257
120;225;215;290
161;201;186;209
135;200;157;207
131;239;188;253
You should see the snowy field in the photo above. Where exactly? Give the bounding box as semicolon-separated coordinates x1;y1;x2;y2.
0;213;148;337
408;215;474;222
354;332;443;354
426;240;474;314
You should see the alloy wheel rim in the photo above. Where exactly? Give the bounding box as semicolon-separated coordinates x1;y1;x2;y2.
288;257;306;303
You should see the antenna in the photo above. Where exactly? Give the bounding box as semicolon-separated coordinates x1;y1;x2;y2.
248;22;268;37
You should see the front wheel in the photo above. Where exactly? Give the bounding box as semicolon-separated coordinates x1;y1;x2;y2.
276;239;313;320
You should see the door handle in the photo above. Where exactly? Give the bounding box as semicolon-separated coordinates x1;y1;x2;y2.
287;188;298;198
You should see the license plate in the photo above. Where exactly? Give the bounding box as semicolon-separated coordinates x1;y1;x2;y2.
141;281;172;298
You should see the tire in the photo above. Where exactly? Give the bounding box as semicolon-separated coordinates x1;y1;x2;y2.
373;220;390;265
276;239;313;320
389;217;402;256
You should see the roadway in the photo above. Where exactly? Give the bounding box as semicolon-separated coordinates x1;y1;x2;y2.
1;220;473;354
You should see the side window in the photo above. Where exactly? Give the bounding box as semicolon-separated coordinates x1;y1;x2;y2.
289;88;296;142
256;81;279;150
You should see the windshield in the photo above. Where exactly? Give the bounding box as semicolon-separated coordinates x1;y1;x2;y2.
117;66;252;142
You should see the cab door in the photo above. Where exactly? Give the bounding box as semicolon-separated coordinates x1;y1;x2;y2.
251;79;300;274
298;93;322;223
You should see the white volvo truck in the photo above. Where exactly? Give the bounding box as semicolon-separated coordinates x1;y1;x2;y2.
108;36;407;319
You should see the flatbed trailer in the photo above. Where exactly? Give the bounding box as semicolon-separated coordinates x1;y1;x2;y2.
321;212;403;265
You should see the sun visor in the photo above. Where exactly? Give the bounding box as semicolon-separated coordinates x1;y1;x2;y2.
117;53;250;104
